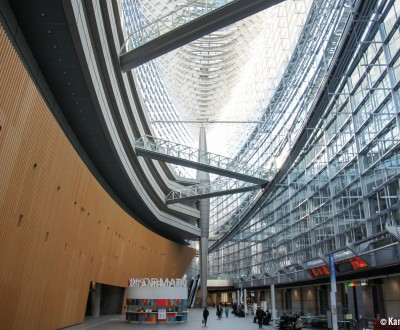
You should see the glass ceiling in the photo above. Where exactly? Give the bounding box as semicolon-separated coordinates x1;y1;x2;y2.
117;0;400;283
121;0;313;176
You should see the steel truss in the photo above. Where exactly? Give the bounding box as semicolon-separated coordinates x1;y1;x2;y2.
166;177;260;204
135;135;270;184
209;0;400;285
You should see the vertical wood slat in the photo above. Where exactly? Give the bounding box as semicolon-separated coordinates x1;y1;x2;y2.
0;25;196;330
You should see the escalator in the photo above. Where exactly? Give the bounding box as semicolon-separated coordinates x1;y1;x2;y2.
188;275;200;308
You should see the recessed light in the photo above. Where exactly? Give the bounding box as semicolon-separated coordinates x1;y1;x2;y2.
40;12;46;17
57;58;63;62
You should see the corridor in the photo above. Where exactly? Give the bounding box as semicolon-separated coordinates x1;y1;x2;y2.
62;307;274;330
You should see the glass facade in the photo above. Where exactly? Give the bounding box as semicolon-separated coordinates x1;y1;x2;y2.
122;0;400;285
209;0;400;283
122;0;313;159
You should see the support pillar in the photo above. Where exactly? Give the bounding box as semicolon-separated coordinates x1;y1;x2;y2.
197;126;210;308
329;254;338;330
91;282;101;317
244;288;248;316
271;284;276;322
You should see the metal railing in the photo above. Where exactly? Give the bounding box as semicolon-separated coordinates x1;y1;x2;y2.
166;177;259;203
121;0;234;56
135;135;270;182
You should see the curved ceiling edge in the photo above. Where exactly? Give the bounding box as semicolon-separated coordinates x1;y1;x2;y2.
5;0;200;244
78;0;200;226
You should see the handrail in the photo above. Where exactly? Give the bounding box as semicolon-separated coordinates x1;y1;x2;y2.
120;0;234;56
135;135;270;182
166;177;259;203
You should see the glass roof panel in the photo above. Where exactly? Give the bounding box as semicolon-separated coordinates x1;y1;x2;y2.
121;0;313;177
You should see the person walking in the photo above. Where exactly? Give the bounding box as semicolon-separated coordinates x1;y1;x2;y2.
203;307;209;326
217;303;222;319
256;307;263;328
294;314;303;330
224;303;229;318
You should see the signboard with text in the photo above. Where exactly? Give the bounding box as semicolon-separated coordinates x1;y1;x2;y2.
158;308;166;320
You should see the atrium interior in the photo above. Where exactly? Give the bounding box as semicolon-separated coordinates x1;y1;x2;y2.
1;0;400;329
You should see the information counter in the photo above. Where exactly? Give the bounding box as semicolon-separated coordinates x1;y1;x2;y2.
126;278;188;324
126;309;188;323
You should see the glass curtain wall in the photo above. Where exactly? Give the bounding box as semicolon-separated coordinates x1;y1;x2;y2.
122;0;196;178
209;0;400;280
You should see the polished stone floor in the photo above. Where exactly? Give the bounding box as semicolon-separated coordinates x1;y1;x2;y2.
61;308;274;330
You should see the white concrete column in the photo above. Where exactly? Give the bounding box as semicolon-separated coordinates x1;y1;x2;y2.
197;126;210;308
271;284;276;322
244;288;248;316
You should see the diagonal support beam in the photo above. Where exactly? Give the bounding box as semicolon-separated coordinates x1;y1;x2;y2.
263;269;279;283
280;268;295;281
318;249;329;265
135;136;269;185
208;189;264;252
386;226;400;241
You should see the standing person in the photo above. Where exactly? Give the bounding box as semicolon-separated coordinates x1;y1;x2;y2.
232;302;237;316
224;303;229;318
256;307;263;328
216;303;222;319
264;309;272;325
294;314;303;330
279;313;288;330
203;307;209;326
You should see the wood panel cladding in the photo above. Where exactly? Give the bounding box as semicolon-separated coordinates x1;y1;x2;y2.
0;26;196;330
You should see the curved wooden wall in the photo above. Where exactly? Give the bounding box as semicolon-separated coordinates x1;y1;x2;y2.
0;26;196;330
